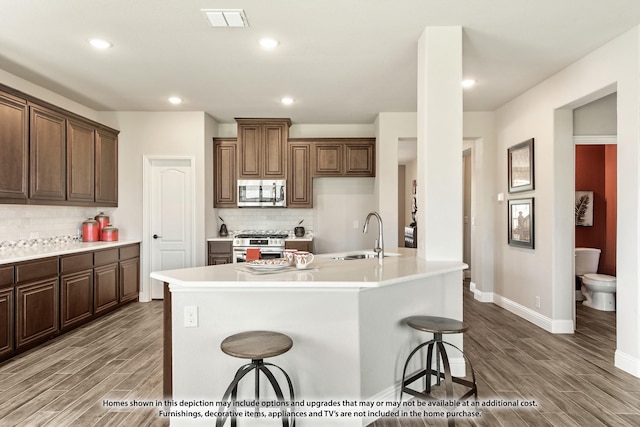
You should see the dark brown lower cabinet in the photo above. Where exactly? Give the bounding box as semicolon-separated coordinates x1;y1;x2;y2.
94;263;119;315
60;269;93;330
15;277;59;350
0;244;140;363
208;241;233;265
119;257;139;303
0;287;14;359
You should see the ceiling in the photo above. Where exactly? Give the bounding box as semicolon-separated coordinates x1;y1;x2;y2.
2;0;640;124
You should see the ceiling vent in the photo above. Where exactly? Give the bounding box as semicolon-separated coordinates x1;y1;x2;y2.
201;9;249;27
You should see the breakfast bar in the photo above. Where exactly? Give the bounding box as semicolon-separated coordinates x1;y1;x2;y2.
151;248;466;426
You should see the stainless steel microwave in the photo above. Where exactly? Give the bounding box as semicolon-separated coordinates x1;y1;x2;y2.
237;180;286;207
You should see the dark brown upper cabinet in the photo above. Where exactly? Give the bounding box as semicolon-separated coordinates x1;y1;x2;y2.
287;140;313;208
312;138;375;177
29;103;67;202
213;138;238;207
236;118;290;179
95;129;118;206
0;84;119;207
67;119;96;203
0;90;28;202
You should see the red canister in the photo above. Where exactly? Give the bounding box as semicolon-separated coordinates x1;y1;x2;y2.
82;218;100;242
101;224;119;242
95;212;110;240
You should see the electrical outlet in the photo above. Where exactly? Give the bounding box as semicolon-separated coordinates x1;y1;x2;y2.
184;306;198;327
353;220;359;229
535;296;541;309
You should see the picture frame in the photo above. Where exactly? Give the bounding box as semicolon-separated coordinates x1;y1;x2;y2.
575;191;594;226
508;138;534;193
508;198;534;249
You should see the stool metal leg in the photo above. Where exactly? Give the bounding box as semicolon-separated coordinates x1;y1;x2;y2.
216;360;296;427
216;363;256;427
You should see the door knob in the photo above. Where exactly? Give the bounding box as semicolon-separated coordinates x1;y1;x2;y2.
153;234;162;239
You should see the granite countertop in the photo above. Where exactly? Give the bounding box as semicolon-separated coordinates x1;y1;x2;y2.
0;240;141;265
150;247;465;289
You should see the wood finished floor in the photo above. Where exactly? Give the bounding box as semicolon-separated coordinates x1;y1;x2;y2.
0;301;167;427
371;285;640;427
0;286;638;426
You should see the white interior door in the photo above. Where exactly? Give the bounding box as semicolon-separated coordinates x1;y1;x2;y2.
150;159;194;299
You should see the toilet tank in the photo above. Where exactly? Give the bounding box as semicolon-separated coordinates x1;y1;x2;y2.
575;247;601;276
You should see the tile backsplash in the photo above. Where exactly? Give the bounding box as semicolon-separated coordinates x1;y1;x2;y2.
0;205;112;242
215;208;314;234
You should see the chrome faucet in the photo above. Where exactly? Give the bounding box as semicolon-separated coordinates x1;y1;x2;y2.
363;212;384;260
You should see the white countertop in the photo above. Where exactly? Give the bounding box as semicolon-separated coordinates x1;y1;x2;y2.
0;240;141;265
150;247;465;289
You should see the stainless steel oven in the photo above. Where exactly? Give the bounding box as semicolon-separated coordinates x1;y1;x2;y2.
232;231;287;263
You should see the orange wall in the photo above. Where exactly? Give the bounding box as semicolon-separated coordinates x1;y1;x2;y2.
575;145;617;275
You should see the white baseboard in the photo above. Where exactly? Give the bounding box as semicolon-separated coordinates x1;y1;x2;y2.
469;281;494;303
364;357;466;426
615;350;640;377
492;294;574;334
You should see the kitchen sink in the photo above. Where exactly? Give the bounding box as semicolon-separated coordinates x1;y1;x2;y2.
332;252;401;260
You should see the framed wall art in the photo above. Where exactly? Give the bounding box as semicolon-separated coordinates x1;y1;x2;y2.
508;198;534;249
508;138;534;193
575;191;594;226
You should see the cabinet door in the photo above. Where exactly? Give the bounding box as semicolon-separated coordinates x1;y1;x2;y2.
60;270;93;330
29;104;66;201
313;143;343;176
214;139;237;207
119;257;139;303
287;142;312;207
0;287;14;359
345;142;375;176
95;129;118;206
207;241;232;265
67;120;95;202
15;278;59;350
238;123;262;178
94;263;119;315
0;91;28;202
263;123;287;178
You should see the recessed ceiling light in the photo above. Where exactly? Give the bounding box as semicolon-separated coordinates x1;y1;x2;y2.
462;79;477;88
259;38;279;49
168;96;183;105
89;38;112;49
281;97;295;105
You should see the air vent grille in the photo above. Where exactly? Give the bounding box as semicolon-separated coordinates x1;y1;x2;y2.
201;9;249;27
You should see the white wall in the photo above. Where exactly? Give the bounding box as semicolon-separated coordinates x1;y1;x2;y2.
97;111;209;301
573;92;617;135
374;113;418;249
492;27;640;375
463;112;497;300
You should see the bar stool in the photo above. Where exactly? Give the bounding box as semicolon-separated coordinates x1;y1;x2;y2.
400;316;477;425
215;330;295;427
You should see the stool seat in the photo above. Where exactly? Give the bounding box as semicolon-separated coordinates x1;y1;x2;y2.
406;315;468;334
221;331;293;359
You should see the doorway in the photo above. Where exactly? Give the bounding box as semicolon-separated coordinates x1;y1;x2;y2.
143;157;196;300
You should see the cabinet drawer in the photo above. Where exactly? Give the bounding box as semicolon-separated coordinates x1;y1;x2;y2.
208;241;232;254
119;244;140;261
94;248;119;266
15;258;58;283
0;266;14;287
60;252;93;274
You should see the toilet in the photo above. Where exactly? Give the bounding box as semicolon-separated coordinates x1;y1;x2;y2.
574;247;616;311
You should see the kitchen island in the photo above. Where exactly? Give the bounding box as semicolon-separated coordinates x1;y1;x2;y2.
151;248;466;426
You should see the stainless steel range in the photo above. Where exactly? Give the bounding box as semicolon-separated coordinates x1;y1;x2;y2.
232;230;288;263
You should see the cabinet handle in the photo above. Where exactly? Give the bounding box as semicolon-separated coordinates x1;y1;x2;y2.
153;234;162;239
